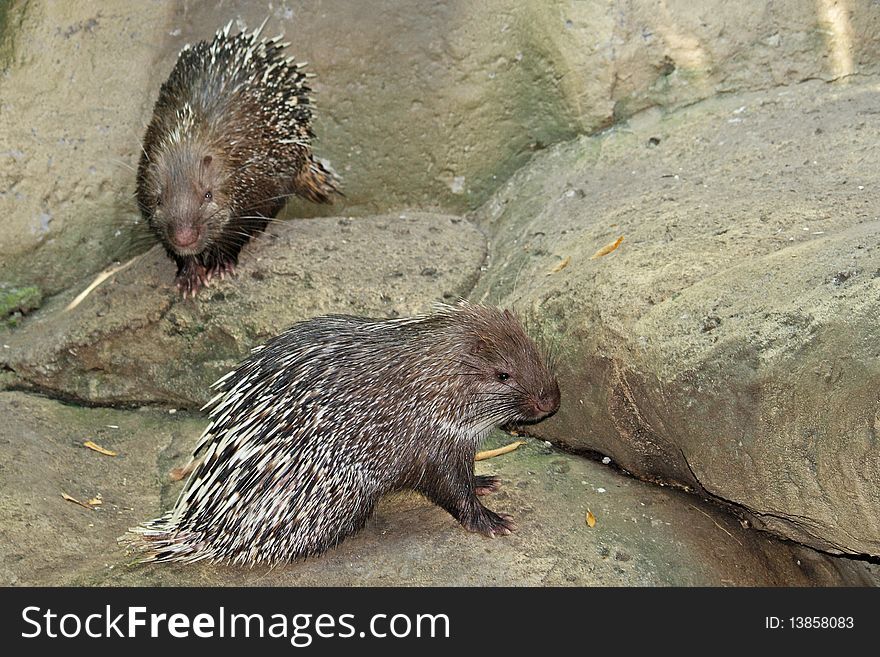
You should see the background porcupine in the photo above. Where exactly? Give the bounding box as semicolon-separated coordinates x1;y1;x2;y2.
126;301;560;566
136;20;339;297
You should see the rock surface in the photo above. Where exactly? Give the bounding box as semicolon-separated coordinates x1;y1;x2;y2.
0;213;485;408
2;392;873;587
4;1;880;295
471;78;880;557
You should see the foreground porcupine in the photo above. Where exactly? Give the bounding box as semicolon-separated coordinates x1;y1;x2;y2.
136;20;338;297
125;301;560;565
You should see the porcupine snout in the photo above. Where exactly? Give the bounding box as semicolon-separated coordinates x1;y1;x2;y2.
532;382;561;418
169;223;200;250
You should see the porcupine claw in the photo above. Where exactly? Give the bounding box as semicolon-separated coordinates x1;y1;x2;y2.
176;262;209;298
489;512;517;537
176;258;240;296
219;261;236;280
205;259;237;283
459;504;517;537
480;510;517;538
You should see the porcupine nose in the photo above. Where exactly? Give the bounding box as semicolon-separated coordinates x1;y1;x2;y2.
534;384;561;416
171;225;200;249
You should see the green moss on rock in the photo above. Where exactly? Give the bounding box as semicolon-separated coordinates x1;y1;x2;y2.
0;285;42;327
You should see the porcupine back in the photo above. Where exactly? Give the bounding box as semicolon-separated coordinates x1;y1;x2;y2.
136;21;337;295
127;302;560;565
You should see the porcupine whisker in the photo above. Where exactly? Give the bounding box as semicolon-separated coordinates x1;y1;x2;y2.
236;192;307;214
510;254;533;303
468;396;509;413
469;405;520;426
468;386;516;396
231;211;296;222
230;215;292;226
418;370;485;381
216;230;259;244
214;231;260;248
138;142;151;165
221;158;265;178
456;360;486;374
470;394;518;404
473;394;524;410
108;158;138;173
212;223;256;242
501;379;531;399
470;409;516;421
546;347;561;373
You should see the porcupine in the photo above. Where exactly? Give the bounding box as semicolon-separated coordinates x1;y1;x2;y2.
135;20;338;297
126;301;561;565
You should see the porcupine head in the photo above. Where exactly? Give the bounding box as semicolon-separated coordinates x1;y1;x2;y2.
142;144;230;260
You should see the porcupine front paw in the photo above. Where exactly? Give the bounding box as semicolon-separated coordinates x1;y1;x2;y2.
460;505;517;538
175;262;210;298
474;474;502;496
205;258;236;283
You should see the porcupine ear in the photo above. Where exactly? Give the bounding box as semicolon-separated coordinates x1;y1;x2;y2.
470;336;489;355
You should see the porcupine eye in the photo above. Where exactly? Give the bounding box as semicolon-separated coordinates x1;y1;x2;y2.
204;190;213;202
496;371;510;382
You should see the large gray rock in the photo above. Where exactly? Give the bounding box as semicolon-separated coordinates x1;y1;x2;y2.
0;1;173;296
2;391;873;586
471;78;880;557
0;213;485;408
4;1;880;295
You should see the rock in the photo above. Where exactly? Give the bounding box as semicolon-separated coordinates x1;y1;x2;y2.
472;78;880;557
4;1;880;295
0;392;193;587
1;391;873;586
0;1;176;296
0;213;486;408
